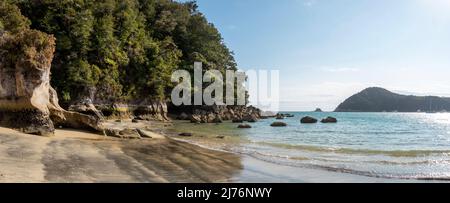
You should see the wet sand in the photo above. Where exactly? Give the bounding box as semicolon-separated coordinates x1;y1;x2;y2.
0;127;242;183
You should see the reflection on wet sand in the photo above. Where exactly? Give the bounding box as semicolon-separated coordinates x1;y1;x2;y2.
0;127;243;183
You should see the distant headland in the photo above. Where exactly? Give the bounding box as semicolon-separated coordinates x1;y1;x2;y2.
335;87;450;112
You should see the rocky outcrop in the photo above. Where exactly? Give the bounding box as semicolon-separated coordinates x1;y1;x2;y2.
171;105;262;124
48;87;102;131
244;114;258;122
0;29;102;136
300;116;318;124
276;114;285;120
0;30;56;135
68;99;104;120
132;101;169;121
177;112;189;120
90;100;169;121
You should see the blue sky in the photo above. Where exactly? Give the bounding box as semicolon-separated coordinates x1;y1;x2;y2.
181;0;450;111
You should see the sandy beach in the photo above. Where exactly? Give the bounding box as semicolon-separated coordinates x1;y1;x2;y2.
0;120;444;183
0;126;243;183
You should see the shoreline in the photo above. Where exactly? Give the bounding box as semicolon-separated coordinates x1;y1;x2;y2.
163;120;449;183
0;120;445;183
171;135;443;183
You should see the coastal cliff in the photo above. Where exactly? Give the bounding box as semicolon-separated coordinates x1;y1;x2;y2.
0;3;101;135
335;87;450;112
3;0;250;123
0;29;101;135
0;1;257;136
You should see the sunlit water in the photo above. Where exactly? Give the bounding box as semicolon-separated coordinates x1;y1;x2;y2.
167;112;450;180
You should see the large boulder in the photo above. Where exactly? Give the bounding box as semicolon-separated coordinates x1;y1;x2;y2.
300;116;318;124
238;124;252;129
321;116;338;123
271;122;287;127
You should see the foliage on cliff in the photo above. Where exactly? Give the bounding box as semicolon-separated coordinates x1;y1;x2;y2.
5;0;237;105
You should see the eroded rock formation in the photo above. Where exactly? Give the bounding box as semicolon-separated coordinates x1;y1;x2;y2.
0;29;101;136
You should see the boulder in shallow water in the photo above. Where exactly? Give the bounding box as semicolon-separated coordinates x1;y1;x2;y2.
238;124;252;129
285;114;295;118
300;116;318;124
276;114;285;120
271;122;287;127
321;116;337;123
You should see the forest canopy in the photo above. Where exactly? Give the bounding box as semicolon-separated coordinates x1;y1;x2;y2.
1;0;237;105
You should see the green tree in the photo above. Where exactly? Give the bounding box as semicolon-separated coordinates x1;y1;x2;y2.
6;0;240;106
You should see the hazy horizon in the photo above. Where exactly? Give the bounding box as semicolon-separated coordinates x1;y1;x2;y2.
183;0;450;111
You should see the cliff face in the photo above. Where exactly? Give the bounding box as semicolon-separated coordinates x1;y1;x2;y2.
0;30;56;135
0;1;258;128
335;87;450;112
0;30;101;136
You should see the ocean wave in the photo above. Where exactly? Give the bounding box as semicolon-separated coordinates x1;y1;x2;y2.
244;151;450;181
292;129;420;135
173;136;450;181
252;141;450;157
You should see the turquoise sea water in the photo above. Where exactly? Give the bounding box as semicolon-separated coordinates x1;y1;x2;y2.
170;112;450;180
